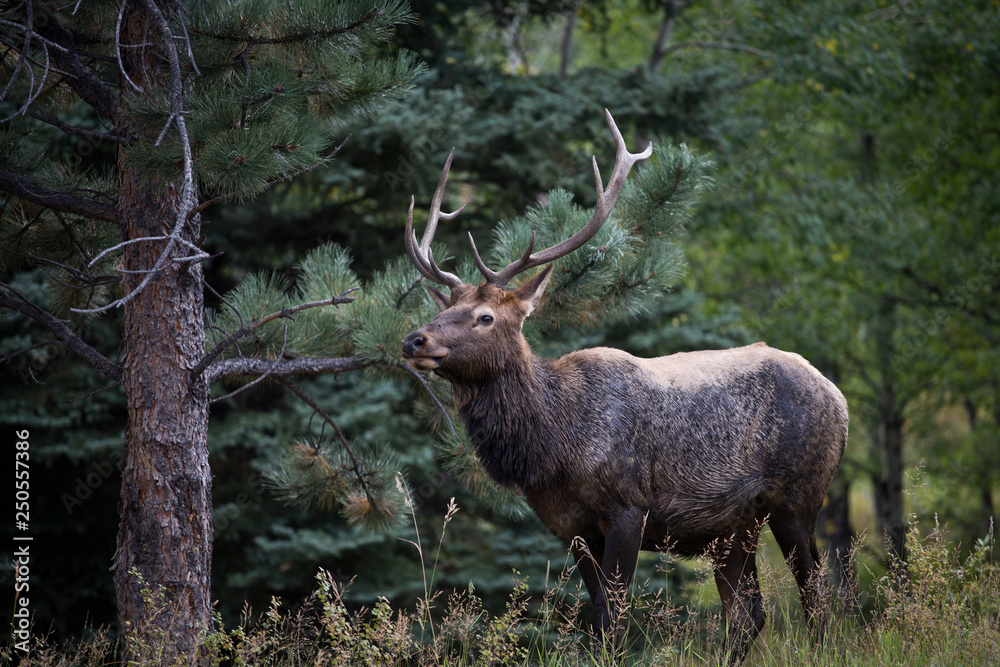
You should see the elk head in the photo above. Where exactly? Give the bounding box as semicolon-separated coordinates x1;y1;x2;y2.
401;110;652;382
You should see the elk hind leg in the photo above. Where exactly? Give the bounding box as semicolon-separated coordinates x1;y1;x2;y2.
769;515;828;640
713;533;765;665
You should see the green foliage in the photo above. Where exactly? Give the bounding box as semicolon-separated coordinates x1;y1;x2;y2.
431;407;530;517
873;520;1000;662
345;257;429;366
315;571;416;664
1;0;424;321
121;1;425;201
295;244;359;356
265;437;406;533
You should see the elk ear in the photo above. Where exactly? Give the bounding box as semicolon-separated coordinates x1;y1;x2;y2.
426;284;452;312
511;264;554;318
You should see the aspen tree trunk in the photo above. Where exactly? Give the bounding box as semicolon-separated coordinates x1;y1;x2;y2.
111;3;213;662
872;298;906;564
858;132;906;566
818;470;853;591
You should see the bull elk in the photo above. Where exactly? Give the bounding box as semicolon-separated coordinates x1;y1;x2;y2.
400;111;848;662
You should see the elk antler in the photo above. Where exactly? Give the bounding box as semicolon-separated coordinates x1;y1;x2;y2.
405;111;652;290
470;109;653;287
405;148;466;289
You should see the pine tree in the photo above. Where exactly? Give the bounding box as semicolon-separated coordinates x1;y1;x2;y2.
1;1;421;662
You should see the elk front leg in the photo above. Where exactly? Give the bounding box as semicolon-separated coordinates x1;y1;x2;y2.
574;507;645;638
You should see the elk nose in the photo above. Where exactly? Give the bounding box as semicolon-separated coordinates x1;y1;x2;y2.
401;331;426;357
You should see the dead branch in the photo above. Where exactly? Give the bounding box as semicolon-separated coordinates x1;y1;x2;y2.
192;289;359;381
204;355;369;385
72;0;198;315
0;283;122;384
275;377;376;506
0;170;118;221
210;324;290;404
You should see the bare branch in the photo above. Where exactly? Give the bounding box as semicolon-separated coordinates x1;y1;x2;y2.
0;35;51;124
0;283;123;384
30;14;119;120
172;250;213;264
0;240;119;287
276;377;376;506
395;362;457;438
191;289;359;381
657;40;776;61
62;379;119;403
211;324;289;404
115;0;143;93
0;0;32;106
29;109;130;142
174;5;200;77
69;206;192;314
203;276;245;330
0;169;118;221
87;234;177;267
0;339;58;366
72;0;197;315
205;355;369;385
154;110;179;146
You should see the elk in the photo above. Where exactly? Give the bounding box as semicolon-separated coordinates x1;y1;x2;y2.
400;111;848;662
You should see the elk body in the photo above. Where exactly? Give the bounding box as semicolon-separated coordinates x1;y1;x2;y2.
401;112;848;662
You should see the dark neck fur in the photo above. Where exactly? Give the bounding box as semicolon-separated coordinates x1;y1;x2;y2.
452;355;567;488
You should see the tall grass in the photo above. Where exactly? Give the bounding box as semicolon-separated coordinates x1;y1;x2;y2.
5;512;997;666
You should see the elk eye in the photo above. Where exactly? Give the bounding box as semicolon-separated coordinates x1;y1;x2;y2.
478;314;494;325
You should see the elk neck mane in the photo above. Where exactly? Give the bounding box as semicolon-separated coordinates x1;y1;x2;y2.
451;349;574;489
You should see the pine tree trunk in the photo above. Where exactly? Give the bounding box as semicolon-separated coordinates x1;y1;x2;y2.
111;3;213;662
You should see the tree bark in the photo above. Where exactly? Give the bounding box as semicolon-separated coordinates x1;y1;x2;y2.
111;3;213;662
648;0;679;72
872;298;906;564
969;398;997;535
815;365;855;598
559;3;578;79
817;472;854;595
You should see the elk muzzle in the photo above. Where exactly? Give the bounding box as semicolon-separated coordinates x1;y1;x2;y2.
401;329;447;370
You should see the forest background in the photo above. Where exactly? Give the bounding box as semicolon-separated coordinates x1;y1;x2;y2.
1;0;997;662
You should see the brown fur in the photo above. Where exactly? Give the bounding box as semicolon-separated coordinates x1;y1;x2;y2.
402;267;848;662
